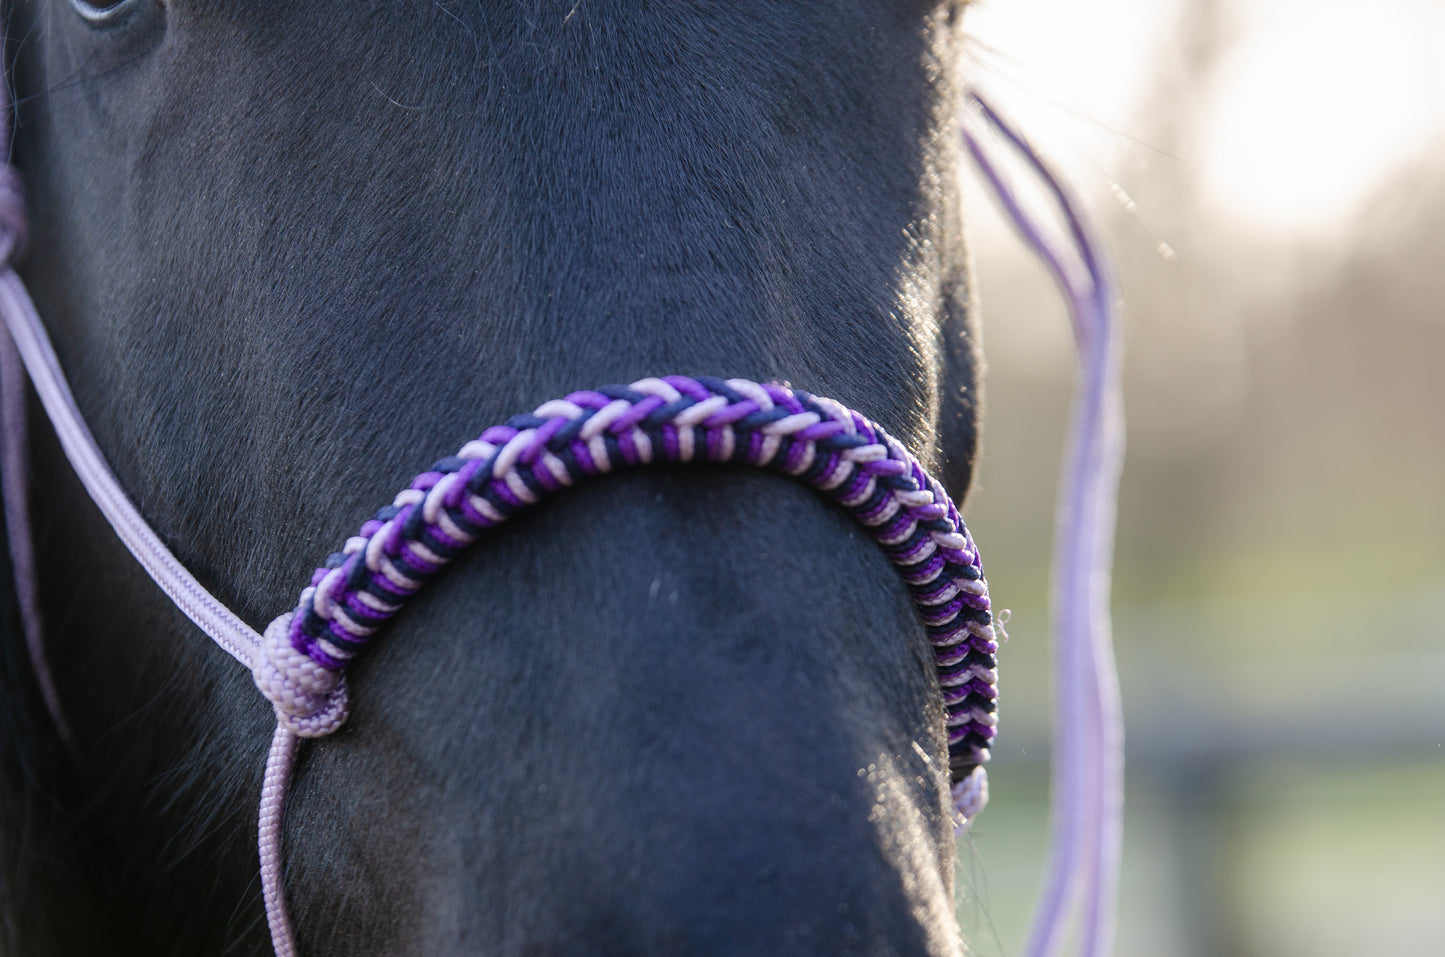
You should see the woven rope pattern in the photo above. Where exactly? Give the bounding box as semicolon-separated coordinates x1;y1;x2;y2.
253;375;999;780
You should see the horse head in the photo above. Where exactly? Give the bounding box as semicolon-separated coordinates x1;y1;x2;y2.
2;1;985;953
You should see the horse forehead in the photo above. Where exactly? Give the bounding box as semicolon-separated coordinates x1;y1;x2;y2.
14;0;961;540
42;11;951;347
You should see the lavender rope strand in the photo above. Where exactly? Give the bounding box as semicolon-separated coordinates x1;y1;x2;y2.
962;92;1126;957
260;724;301;957
0;269;263;670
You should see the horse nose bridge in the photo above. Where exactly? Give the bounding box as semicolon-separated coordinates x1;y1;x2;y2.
428;775;962;957
282;469;961;953
416;702;961;956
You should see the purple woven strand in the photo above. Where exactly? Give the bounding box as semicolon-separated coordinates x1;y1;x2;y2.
255;376;1001;788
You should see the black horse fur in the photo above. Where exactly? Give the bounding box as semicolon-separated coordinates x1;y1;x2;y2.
0;1;983;953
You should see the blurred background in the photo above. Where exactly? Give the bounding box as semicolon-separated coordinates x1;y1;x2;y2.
952;1;1445;954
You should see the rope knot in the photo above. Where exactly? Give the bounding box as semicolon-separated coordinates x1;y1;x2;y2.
0;165;28;266
951;765;989;832
253;612;349;738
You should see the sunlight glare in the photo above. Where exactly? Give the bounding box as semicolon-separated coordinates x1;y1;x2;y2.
1200;0;1445;234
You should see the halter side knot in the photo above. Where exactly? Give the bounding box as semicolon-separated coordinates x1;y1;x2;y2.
951;765;989;831
253;612;350;737
0;165;28;266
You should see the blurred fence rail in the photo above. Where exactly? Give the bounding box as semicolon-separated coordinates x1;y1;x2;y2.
963;586;1445;957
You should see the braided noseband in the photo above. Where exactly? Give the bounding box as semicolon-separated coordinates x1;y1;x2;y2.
255;376;1000;777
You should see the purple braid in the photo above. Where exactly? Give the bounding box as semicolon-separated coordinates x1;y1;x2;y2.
252;375;1000;797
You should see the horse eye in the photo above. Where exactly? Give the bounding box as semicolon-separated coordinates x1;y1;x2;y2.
67;0;144;26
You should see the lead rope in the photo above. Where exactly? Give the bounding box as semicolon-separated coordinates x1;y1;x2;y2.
0;69;1118;957
962;93;1126;957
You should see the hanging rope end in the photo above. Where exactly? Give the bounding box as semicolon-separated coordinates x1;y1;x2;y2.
951;765;989;834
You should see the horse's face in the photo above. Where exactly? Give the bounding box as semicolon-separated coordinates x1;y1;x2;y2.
5;1;980;953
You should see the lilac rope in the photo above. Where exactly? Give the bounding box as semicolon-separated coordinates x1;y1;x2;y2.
259;724;301;957
0;266;263;670
962;92;1126;957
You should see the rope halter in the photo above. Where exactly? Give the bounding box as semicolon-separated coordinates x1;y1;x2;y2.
0;66;1122;957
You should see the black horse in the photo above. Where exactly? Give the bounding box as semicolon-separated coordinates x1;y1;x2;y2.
0;1;983;953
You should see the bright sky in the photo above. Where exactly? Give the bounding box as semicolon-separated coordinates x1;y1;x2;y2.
962;0;1445;235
